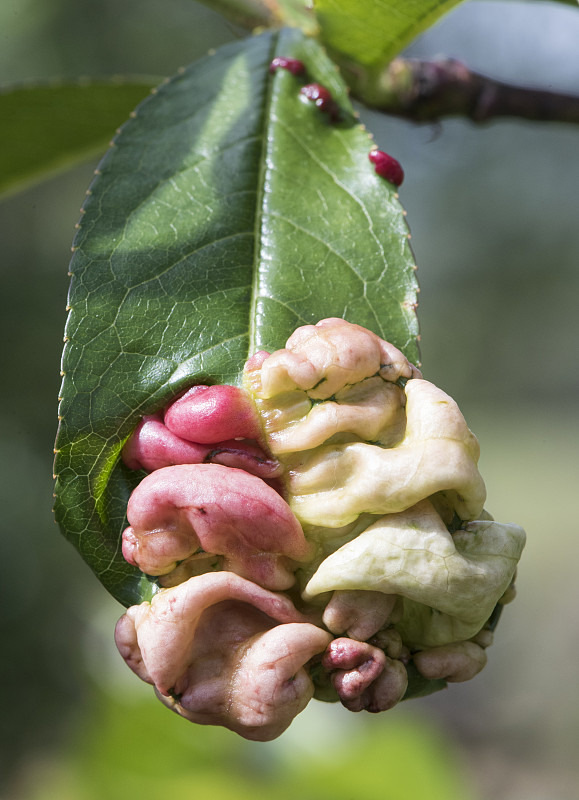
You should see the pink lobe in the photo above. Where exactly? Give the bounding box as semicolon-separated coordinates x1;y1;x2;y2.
164;384;262;443
123;463;312;589
322;637;407;712
115;573;332;740
121;413;280;480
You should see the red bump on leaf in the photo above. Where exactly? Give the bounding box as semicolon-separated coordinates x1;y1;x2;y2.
300;82;331;108
269;56;305;76
369;149;405;187
300;83;340;121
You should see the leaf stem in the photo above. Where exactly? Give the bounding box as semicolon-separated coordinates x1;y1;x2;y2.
197;0;278;29
195;0;318;33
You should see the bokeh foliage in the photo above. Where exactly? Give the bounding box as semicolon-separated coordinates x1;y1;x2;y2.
22;691;472;800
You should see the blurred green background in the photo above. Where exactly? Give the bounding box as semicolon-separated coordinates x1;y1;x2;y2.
1;1;578;798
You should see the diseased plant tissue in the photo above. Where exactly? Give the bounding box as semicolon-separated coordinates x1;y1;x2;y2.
115;318;526;741
50;19;528;747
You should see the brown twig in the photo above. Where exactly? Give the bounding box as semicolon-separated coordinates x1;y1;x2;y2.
347;56;579;125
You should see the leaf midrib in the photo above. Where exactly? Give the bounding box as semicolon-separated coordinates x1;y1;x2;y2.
249;32;279;360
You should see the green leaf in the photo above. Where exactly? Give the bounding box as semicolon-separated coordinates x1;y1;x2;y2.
54;28;419;607
314;0;464;67
0;79;157;199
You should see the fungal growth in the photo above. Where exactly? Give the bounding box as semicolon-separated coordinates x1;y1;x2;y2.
116;318;526;740
122;464;312;590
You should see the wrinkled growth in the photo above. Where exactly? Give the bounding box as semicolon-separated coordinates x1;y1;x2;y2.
122;463;312;590
115;572;332;741
115;318;525;740
303;500;525;648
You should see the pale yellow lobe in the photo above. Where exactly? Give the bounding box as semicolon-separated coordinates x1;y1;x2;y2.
303;500;526;648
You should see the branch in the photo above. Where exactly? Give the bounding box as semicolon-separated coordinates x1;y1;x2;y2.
344;57;579;125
